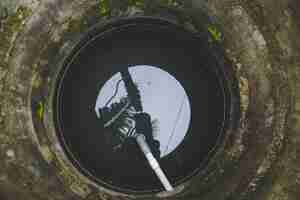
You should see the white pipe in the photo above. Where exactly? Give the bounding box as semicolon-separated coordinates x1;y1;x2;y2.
135;134;174;192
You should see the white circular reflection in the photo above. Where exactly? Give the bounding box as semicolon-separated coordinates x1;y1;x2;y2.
95;65;191;157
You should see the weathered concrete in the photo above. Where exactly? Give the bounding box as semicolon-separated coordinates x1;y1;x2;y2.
0;0;299;199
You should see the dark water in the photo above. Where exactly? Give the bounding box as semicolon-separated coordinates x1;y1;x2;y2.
54;19;229;193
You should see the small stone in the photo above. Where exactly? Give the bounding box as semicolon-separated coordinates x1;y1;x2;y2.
257;165;267;174
232;7;243;16
27;165;41;178
6;149;15;158
40;146;53;163
253;30;266;47
249;182;257;187
0;174;8;181
266;112;274;123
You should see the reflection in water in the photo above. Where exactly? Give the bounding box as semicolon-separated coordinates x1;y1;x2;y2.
95;65;191;157
55;19;228;191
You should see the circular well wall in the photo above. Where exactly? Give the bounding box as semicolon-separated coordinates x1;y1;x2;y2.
53;17;232;194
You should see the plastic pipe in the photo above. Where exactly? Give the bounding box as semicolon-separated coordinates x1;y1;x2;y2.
135;134;174;192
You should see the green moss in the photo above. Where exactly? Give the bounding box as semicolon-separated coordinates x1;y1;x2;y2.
2;6;31;33
8;6;31;30
128;0;146;8
67;18;87;34
99;0;111;16
97;0;184;17
54;156;90;197
0;6;32;61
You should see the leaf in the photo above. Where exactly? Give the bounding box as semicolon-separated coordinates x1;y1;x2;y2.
208;25;222;42
36;101;44;120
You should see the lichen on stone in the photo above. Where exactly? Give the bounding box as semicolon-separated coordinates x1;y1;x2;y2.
0;6;32;61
